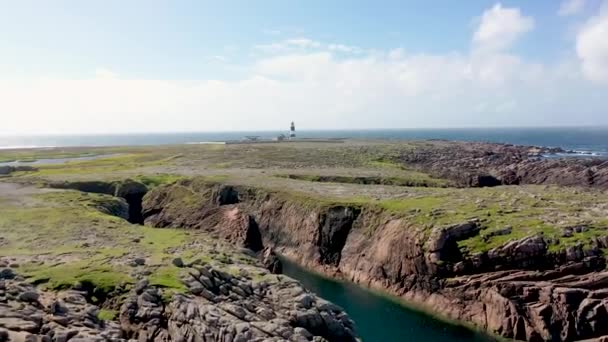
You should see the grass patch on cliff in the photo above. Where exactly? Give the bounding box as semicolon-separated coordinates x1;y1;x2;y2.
21;261;132;292
139;227;188;263
135;173;184;188
97;309;118;321
446;187;608;254
276;173;451;188
148;266;187;291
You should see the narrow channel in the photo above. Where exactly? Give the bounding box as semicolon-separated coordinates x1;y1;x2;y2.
280;257;494;342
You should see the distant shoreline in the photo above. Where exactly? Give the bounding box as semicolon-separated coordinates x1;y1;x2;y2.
0;127;607;155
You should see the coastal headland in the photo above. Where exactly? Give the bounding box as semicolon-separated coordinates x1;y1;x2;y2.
1;139;608;341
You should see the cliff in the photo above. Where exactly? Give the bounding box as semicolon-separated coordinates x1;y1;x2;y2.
143;178;608;341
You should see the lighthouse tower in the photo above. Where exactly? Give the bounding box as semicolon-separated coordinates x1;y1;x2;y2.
289;121;296;139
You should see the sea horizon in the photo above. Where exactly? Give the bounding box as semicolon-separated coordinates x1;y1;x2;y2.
1;126;607;155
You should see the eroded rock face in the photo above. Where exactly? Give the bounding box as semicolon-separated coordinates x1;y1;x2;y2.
141;180;608;341
441;269;608;341
119;264;357;342
145;199;264;253
318;207;361;266
143;183;360;266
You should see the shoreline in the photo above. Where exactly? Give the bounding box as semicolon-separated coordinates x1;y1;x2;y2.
1;127;607;154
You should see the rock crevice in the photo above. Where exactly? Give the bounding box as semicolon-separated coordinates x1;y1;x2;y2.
49;179;149;224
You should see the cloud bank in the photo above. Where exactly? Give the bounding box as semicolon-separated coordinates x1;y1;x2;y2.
576;3;608;82
1;3;607;134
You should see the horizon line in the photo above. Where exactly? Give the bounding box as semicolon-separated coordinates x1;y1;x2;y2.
2;125;608;137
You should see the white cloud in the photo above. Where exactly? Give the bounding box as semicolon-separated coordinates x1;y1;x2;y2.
576;4;608;82
1;48;604;135
473;3;534;52
255;38;322;53
1;4;607;135
328;44;362;54
284;38;321;49
559;0;586;16
256;38;362;55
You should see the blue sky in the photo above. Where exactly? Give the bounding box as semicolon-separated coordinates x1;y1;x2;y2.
1;0;607;134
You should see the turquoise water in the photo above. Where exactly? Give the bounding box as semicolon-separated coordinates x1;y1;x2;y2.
280;258;493;342
1;127;607;155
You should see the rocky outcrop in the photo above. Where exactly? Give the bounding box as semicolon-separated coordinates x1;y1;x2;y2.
92;195;130;220
262;247;283;274
141;180;608;341
120;264;357;342
0;270;123;341
1;261;357;342
387;141;608;189
439;268;608;341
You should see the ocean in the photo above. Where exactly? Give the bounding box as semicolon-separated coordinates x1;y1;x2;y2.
1;127;607;156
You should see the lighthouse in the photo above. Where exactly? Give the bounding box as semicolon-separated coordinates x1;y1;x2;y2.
289;121;296;139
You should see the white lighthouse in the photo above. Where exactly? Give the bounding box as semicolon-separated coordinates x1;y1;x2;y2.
289;121;296;139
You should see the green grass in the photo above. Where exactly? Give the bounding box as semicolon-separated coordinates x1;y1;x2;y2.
378;196;446;213
97;309;118;321
367;160;406;170
0;188;191;296
135;174;184;188
276;173;451;188
148;266;187;291
21;261;132;293
139;226;188;263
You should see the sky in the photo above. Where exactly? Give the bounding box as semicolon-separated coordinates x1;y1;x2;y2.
1;0;608;134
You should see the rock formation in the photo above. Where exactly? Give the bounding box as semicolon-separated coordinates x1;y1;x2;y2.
121;264;356;342
142;180;608;341
385;141;608;189
0;261;356;342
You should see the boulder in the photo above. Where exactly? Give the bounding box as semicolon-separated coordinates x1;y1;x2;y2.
262;247;283;274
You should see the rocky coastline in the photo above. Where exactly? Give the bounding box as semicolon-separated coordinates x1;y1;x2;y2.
141;175;608;341
1;140;608;341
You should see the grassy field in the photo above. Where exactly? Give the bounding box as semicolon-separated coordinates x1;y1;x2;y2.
0;183;259;304
2;140;607;293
